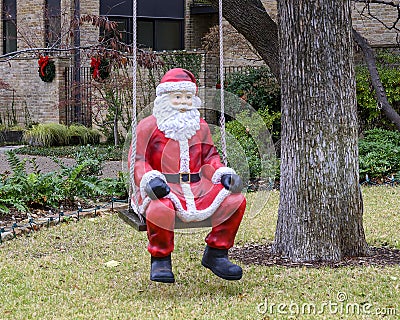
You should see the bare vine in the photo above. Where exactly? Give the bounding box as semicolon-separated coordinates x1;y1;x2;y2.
353;0;400;38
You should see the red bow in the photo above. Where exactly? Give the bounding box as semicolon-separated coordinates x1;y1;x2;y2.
91;57;101;79
38;56;49;77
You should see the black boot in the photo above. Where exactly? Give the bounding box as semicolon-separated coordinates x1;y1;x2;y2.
150;255;175;283
201;246;242;280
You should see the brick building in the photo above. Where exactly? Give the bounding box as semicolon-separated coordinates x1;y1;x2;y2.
0;0;398;126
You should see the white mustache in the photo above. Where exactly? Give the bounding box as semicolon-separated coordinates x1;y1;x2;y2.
172;104;196;112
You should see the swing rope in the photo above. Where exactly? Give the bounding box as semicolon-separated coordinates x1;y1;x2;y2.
128;0;227;218
218;0;228;166
129;0;142;221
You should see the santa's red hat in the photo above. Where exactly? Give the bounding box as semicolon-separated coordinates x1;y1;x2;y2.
156;68;197;96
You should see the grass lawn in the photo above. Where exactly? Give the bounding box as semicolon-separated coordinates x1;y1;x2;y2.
0;187;399;319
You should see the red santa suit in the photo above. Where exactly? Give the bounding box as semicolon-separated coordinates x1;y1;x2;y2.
129;68;246;258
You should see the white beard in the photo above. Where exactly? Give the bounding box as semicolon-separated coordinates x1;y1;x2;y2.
153;94;201;141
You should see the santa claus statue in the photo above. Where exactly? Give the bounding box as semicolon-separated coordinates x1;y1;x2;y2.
130;68;246;283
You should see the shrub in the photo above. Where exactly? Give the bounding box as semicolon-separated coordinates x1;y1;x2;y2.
226;119;262;179
359;128;400;178
356;50;400;131
23;123;69;147
221;51;400;137
217;122;400;181
14;144;122;161
224;67;281;139
68;124;100;145
0;152;62;212
213;110;279;181
0;151;126;214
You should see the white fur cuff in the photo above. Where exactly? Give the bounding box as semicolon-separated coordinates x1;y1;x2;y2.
140;170;167;199
156;81;197;96
211;167;236;184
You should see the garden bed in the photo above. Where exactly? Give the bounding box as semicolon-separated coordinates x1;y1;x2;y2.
231;243;400;268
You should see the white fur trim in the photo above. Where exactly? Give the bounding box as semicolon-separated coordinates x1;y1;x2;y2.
178;140;197;212
211;167;236;184
137;155;236;223
178;140;190;171
156;81;197;96
139;170;167;199
136;188;231;223
181;184;197;214
166;188;231;222
131;195;151;217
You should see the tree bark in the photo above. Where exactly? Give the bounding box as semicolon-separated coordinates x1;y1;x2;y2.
352;29;400;131
209;0;280;79
272;0;369;262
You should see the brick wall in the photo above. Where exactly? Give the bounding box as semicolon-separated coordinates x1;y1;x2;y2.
0;0;100;126
0;0;62;125
79;0;100;56
17;0;43;51
260;0;399;47
0;57;72;125
185;0;218;50
352;2;399;46
0;0;398;127
214;0;399;69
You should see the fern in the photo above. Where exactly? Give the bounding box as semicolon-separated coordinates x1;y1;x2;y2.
5;151;25;174
0;203;10;213
0;150;125;215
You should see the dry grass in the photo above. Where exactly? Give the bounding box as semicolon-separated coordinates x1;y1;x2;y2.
0;187;399;319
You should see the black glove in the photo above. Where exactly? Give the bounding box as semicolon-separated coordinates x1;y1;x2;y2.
220;174;243;193
145;177;170;200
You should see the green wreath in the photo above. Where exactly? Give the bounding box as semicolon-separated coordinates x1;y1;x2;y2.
38;57;56;83
90;57;111;81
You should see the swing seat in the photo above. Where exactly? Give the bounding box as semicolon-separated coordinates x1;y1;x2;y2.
117;208;212;232
118;208;147;231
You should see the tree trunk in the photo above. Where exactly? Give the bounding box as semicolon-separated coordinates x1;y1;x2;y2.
273;0;369;262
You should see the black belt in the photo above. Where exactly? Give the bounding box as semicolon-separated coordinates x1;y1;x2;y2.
164;172;201;184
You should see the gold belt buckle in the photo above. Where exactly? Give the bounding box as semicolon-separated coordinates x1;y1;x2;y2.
180;172;191;184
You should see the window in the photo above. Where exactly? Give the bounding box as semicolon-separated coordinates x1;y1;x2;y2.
100;0;184;18
2;0;17;54
137;20;153;48
103;17;183;51
138;19;183;50
154;20;182;50
100;0;184;51
45;0;61;48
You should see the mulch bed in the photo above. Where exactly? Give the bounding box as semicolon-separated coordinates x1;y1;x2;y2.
0;201;93;226
0;199;125;242
230;243;400;268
